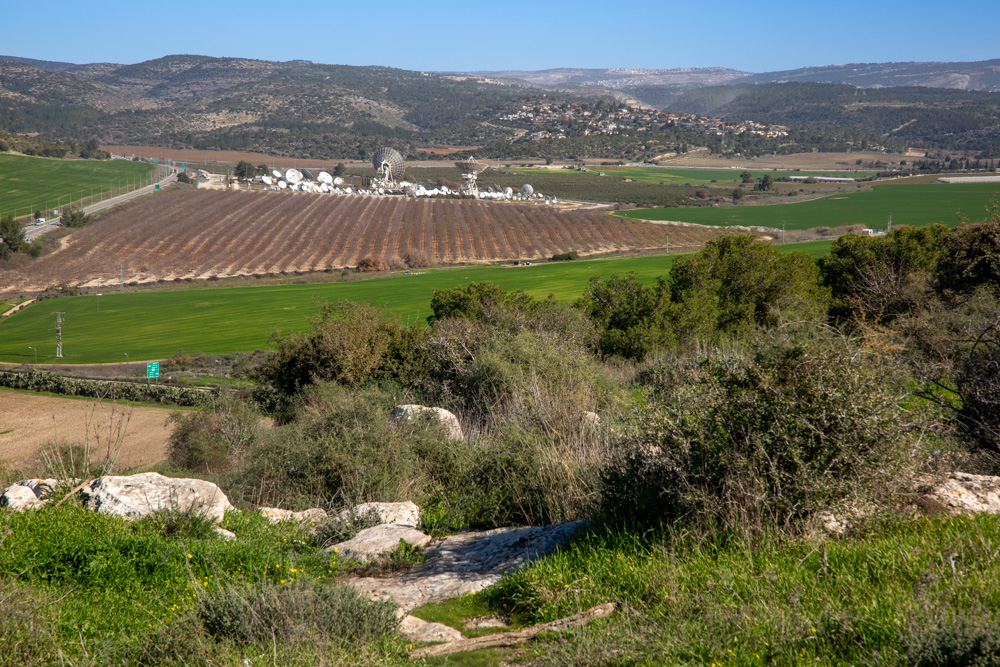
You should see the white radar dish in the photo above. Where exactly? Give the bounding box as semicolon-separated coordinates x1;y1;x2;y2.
317;171;333;184
261;175;273;185
521;184;534;195
333;177;344;186
301;169;315;180
285;169;303;184
278;180;287;189
271;169;283;179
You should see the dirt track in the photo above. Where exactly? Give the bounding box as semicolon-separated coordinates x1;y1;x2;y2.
0;389;175;473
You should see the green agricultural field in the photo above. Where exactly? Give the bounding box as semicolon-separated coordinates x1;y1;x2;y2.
506;165;875;185
619;182;1000;230
0;154;156;219
0;242;829;365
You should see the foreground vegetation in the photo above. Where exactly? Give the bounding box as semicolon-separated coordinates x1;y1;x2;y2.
3;211;1000;663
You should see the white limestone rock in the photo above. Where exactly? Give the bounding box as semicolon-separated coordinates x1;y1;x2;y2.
917;472;1000;515
398;615;464;643
340;501;422;528
391;405;464;442
1;484;46;511
82;473;234;523
327;524;432;562
259;507;328;525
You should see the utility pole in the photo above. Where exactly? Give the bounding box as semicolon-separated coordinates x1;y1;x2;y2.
782;221;786;244
120;263;124;292
55;312;65;358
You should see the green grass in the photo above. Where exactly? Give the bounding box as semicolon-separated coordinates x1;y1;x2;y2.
0;245;829;364
507;165;875;184
477;515;1000;665
619;182;1000;230
0;153;155;219
0;503;408;665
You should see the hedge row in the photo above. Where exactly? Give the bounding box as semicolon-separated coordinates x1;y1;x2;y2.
0;369;213;407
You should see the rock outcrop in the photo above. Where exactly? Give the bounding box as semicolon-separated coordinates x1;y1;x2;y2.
259;507;328;525
329;524;432;561
82;473;233;523
391;405;464;442
348;521;586;612
341;501;422;527
915;472;1000;515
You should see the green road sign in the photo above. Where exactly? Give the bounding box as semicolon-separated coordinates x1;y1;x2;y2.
181;163;186;168
147;362;160;378
155;184;160;190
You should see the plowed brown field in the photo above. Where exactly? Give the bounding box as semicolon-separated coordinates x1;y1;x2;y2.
1;189;727;292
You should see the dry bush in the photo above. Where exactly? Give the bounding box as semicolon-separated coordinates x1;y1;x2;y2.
404;249;436;268
356;256;389;272
386;255;408;270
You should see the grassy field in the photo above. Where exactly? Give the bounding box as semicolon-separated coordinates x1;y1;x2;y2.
0;154;155;219
619;181;1000;230
506;165;876;185
0;243;831;364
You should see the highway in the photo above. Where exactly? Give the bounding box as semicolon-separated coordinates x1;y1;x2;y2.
24;163;181;241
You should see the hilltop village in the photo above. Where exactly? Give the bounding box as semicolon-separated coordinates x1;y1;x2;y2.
499;101;790;141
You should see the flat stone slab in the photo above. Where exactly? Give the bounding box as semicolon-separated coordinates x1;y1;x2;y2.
347;521;585;612
917;472;1000;514
340;501;422;527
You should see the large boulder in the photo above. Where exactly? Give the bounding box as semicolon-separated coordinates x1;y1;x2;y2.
82;473;234;523
391;405;464;442
916;472;1000;515
327;524;432;562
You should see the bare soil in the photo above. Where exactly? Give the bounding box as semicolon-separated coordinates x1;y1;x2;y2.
0;189;727;293
661;151;907;171
0;389;174;472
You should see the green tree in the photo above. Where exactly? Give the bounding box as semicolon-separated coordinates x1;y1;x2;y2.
819;225;947;322
333;163;346;178
740;170;754;184
234;161;256;180
579;273;673;360
754;173;774;191
429;282;536;325
669;234;829;340
61;209;91;229
936;201;1000;295
0;215;27;256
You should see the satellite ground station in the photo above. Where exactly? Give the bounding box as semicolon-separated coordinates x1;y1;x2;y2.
221;146;551;203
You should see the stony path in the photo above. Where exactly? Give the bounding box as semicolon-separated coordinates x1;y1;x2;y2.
347;521;585;612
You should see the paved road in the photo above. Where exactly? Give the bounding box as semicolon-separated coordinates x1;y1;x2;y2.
24;164;180;241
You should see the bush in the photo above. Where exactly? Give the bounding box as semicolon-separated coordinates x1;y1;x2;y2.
904;608;1000;667
167;396;261;474
199;579;397;646
224;384;464;509
551;250;578;261
356;255;389;272
403;248;435;268
603;336;920;532
0;369;212;406
579;272;673;361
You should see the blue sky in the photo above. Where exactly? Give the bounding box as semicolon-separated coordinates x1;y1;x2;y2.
4;0;998;72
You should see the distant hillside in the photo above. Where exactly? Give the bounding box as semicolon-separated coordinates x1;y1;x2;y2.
468;59;1000;93
624;82;1000;153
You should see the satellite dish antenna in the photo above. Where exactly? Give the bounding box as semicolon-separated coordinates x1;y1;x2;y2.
521;184;534;195
278;180;287;189
441;186;450;195
271;169;282;179
262;175;273;185
504;187;513;197
371;147;405;185
318;171;333;184
344;187;353;194
285;169;303;184
333;176;344;186
301;169;315;180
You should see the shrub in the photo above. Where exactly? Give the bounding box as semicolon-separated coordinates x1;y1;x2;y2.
603;336;919;532
579;272;673;361
904;608;1000;667
403;248;435;268
356;255;389;272
224;384;463;509
167;396;261;474
551;250;579;261
198;579;397;646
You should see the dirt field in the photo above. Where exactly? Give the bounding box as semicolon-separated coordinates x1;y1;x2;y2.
0;188;726;293
660;151;908;171
0;389;174;472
